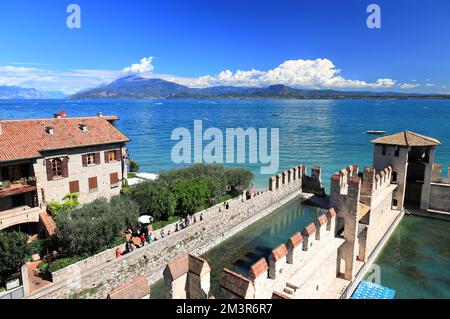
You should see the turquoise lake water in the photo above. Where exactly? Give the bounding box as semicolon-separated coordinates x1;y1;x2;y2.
1;99;449;298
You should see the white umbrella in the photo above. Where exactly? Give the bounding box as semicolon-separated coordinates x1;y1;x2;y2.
138;215;153;224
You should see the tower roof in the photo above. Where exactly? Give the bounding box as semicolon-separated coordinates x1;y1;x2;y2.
371;131;440;147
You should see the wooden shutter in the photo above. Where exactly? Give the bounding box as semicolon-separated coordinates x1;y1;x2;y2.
95;152;101;164
46;160;53;181
82;154;88;167
69;180;80;193
110;172;119;185
88;176;98;190
115;149;122;161
62;157;69;178
104;151;110;163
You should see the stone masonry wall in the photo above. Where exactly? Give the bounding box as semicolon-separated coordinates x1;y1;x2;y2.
27;166;304;299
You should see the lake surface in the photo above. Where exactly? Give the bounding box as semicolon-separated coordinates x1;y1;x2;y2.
1;99;449;298
1;99;450;189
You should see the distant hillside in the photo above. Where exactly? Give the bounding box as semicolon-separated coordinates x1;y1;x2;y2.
0;85;65;99
68;75;450;100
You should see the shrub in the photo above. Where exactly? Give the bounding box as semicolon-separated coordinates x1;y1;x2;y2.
56;196;139;256
48;193;80;220
0;231;31;276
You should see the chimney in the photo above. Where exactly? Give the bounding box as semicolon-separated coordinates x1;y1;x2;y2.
97;112;103;117
79;123;88;132
46;126;54;135
53;113;61;119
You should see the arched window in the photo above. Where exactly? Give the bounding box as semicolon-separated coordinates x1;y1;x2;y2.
51;158;63;177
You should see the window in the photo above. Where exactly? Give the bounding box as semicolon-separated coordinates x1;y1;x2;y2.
82;153;100;166
394;146;400;157
105;150;120;163
382;145;387;156
88;176;98;192
69;180;80;193
110;172;119;187
87;153;96;165
52;158;63;177
46;157;68;181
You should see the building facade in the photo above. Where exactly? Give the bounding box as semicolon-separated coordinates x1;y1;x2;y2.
0;114;130;232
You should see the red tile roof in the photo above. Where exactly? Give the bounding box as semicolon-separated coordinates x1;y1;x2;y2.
270;244;288;261
250;258;268;279
288;232;303;248
302;223;316;237
0;116;129;162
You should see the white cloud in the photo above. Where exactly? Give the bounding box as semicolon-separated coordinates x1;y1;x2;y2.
164;59;397;89
122;57;154;75
399;83;420;89
0;65;119;94
425;83;434;87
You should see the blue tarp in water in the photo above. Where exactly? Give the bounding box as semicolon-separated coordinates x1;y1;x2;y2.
351;280;395;299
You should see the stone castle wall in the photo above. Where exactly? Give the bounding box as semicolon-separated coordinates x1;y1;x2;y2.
27;165;307;299
428;163;450;213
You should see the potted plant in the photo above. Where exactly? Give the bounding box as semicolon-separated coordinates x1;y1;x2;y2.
27;177;37;186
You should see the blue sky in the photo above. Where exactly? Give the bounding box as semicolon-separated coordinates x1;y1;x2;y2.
0;0;449;94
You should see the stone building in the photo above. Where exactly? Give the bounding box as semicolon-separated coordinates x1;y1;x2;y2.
0;114;130;233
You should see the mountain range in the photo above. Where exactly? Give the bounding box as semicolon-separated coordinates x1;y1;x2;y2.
0;85;66;99
67;75;449;100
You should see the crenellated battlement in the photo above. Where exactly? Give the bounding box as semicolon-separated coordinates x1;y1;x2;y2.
268;164;303;191
217;209;338;299
163;253;211;299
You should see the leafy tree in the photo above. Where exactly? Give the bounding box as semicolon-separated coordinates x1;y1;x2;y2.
0;231;31;275
174;177;214;216
225;168;254;193
127;180;176;220
56;196;139;256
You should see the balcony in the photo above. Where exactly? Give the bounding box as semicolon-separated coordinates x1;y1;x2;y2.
0;178;37;198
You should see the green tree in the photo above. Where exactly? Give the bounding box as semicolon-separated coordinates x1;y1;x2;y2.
127;180;176;220
174;177;217;216
56;196;139;256
0;231;31;275
225;168;254;194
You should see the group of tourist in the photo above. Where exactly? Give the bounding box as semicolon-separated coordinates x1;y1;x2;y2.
115;214;205;258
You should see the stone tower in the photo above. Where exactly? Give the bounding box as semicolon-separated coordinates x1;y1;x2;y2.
371;131;440;210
